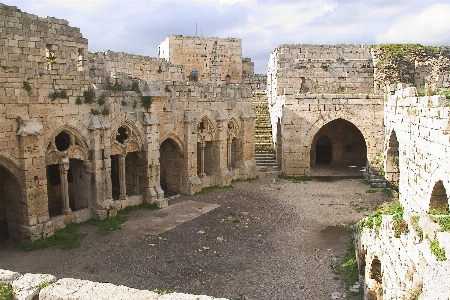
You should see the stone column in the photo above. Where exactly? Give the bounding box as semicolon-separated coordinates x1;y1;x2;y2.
227;137;232;169
58;157;71;215
118;153;127;200
199;142;205;178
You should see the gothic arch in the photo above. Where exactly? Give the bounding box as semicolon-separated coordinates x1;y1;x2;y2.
45;126;89;165
197;116;216;143
227;118;239;139
43;118;89;149
160;132;184;156
385;130;400;187
110;122;143;155
429;180;449;213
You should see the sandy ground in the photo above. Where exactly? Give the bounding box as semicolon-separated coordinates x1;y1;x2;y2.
0;168;390;300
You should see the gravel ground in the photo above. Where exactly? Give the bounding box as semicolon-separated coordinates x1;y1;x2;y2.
0;169;390;300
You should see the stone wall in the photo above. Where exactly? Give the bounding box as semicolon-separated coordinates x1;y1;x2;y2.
267;44;374;104
0;3;256;241
269;93;384;175
354;86;450;299
0;269;229;300
158;35;243;84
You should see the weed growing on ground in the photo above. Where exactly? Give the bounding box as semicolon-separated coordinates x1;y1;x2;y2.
0;282;13;300
17;203;159;250
231;176;259;183
36;281;51;291
366;189;377;193
436;216;450;232
331;232;362;297
278;173;312;183
430;238;446;261
195;185;233;195
152;288;173;294
16;223;86;251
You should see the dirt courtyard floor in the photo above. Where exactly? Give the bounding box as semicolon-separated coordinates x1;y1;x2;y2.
0;168;391;300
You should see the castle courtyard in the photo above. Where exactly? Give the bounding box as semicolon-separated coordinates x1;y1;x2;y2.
0;170;390;300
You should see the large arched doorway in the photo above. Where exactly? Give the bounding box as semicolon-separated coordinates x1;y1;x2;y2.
385;131;400;187
160;138;183;196
310;118;367;175
0;165;23;241
429;180;448;213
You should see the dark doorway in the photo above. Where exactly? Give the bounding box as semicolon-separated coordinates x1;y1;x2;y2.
316;135;332;164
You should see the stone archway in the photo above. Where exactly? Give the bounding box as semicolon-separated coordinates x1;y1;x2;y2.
385;130;400;187
429;180;448;213
310;118;367;175
0;164;23;241
160;138;183;196
45;128;89;217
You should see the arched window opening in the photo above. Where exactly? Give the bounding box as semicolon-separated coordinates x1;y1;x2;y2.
55;131;71;152
386;131;400;187
429;180;449;213
116;127;128;144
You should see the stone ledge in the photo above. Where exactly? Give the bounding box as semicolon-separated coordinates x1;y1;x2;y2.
0;270;229;300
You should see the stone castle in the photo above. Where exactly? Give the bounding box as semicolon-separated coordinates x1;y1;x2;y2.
1;3;450;300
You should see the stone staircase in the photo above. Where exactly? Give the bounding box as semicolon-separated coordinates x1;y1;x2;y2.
252;91;278;169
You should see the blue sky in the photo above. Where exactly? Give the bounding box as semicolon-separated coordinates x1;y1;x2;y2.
3;0;450;73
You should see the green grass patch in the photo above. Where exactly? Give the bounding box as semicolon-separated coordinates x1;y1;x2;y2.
231;176;259;183
359;202;408;237
430;239;446;261
331;234;362;296
195;185;233;195
0;283;13;300
152;288;173;295
36;281;51;291
17;203;159;250
436;216;450;232
278;173;312;183
16;223;86;251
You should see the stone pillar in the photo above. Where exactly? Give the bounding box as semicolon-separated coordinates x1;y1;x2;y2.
143;112;161;203
118;153;127;200
199;143;205;178
183;111;200;195
58;157;71;215
227;137;232;169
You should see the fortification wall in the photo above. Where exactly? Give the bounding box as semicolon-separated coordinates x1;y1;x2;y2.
158;35;243;84
267;44;374;104
354;87;450;299
270;93;384;175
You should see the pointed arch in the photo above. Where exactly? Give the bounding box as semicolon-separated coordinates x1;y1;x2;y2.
429;180;449;213
45;126;89;165
110;122;143;155
385;130;400;187
197;116;215;143
160;132;184;156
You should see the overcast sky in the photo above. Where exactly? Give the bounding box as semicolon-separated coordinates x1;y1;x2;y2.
3;0;450;73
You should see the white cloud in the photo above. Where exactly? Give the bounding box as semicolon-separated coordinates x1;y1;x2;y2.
262;2;335;32
46;0;111;12
376;2;450;45
195;0;256;8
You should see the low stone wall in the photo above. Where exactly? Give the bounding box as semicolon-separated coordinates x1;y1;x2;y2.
0;269;228;300
354;210;450;299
